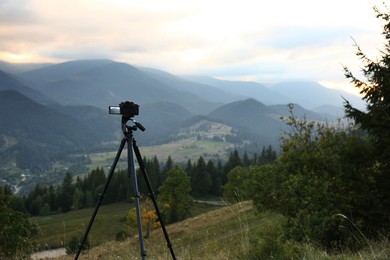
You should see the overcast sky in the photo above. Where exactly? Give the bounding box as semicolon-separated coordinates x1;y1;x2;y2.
0;0;386;93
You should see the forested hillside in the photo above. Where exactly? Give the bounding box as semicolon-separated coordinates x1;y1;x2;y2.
0;91;101;170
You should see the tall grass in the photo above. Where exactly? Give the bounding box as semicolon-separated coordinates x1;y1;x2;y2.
32;201;389;259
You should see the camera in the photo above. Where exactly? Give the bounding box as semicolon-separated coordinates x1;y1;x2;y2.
109;101;139;117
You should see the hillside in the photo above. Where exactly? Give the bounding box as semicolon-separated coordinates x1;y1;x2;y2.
208;99;285;146
18;60;213;114
30;201;385;259
0;70;52;104
269;81;364;110
1;59;359;194
183;75;291;105
139;67;235;105
0;90;108;171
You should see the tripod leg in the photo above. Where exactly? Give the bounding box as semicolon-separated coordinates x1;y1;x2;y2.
132;139;177;260
75;138;126;260
127;136;146;259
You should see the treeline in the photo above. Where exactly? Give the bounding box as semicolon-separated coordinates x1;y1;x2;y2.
21;146;276;216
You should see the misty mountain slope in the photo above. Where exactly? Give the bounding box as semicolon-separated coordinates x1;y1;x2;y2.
18;59;115;89
135;102;193;145
0;90;110;169
50;104;118;140
183;75;291;105
208;98;285;138
312;105;346;118
18;60;214;113
0;60;51;74
269;81;364;110
139;67;236;103
0;70;52;104
269;103;335;121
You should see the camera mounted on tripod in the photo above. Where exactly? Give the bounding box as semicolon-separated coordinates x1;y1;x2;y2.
109;101;139;118
109;101;145;133
77;100;175;260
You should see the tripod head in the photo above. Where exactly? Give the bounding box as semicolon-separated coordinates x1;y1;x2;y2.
122;116;145;135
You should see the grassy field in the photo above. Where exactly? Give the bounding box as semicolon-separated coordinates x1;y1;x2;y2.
32;201;389;259
31;201;222;250
85;138;235;172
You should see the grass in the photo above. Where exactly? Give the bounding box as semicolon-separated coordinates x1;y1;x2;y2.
31;203;131;249
75;138;234;180
33;201;390;259
84;138;235;172
45;201;280;259
30;201;222;250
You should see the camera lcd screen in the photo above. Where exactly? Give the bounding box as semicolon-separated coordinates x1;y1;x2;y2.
109;106;121;115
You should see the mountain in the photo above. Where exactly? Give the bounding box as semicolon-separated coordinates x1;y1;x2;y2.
135;102;193;145
0;60;51;74
18;59;114;89
182;75;291;105
312;105;346;118
0;90;108;170
139;67;235;104
208;98;285;146
50;104;118;141
18;60;213;114
0;70;52;104
269;103;334;121
269;81;364;110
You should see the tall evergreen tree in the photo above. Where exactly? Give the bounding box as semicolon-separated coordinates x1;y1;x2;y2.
191;156;212;196
343;4;390;230
59;172;74;212
162;156;174;183
222;150;242;184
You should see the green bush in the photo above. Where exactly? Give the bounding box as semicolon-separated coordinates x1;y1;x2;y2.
247;224;303;259
66;236;89;255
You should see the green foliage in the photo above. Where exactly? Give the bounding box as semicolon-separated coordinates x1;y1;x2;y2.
66;235;89;255
223;166;250;203
0;186;37;259
158;166;193;223
247;220;303;260
250;106;384;250
59;172;74;213
190;156;213;196
343;3;390;234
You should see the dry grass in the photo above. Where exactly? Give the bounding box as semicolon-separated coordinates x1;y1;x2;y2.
53;201;262;259
43;201;390;260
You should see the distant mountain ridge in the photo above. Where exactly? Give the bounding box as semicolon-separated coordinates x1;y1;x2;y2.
0;90;108;170
183;75;291;105
0;70;52;104
269;81;364;110
1;59;364;115
0;59;367;194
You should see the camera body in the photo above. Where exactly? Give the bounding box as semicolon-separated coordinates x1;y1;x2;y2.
109;101;139;118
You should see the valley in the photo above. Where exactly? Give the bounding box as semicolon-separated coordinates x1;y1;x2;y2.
0;59;357;195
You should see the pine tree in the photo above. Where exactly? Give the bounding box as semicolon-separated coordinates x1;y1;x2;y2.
191;156;212;196
343;4;390;231
59;172;74;212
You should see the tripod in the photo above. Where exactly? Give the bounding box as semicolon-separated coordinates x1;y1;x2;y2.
75;116;176;260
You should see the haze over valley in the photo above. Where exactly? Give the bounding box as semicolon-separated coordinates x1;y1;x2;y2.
0;59;364;194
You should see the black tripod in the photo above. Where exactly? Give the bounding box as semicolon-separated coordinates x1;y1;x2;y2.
75;115;176;260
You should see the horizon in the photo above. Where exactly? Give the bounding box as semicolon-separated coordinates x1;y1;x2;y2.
0;0;385;95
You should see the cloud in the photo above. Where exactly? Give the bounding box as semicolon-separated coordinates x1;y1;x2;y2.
0;0;385;84
0;0;37;25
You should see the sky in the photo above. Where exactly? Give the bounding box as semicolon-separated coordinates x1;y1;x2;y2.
0;0;387;94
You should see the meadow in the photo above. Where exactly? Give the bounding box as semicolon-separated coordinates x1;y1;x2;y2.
31;201;389;259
